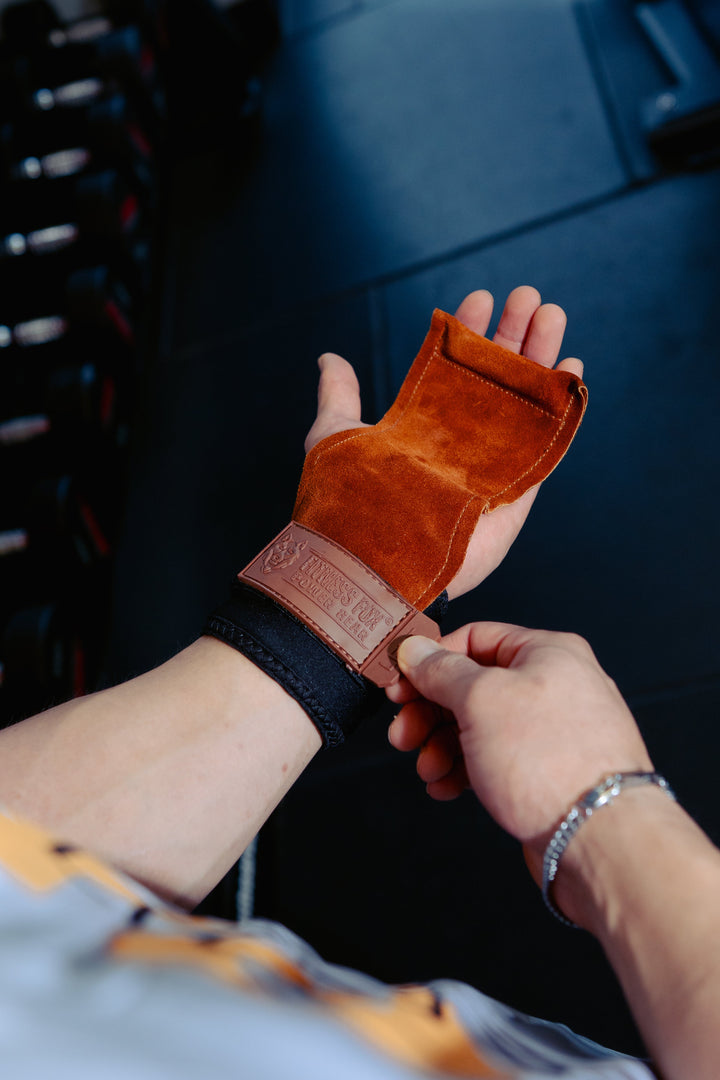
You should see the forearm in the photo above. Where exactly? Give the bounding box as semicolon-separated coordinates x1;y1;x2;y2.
0;636;321;907
557;788;720;1079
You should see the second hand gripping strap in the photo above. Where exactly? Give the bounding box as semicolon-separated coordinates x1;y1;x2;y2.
206;309;587;746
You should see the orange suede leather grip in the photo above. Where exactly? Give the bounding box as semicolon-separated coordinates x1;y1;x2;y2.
294;309;588;610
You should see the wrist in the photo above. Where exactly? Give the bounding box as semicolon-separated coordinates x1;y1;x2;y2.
195;635;322;747
205;526;447;747
552;784;703;934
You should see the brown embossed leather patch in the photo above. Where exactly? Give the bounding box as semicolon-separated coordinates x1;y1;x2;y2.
239;522;440;687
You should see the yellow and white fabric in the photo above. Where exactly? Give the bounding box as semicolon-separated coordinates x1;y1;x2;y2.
0;811;652;1079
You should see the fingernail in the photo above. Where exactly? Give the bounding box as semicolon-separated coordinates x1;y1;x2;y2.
397;635;442;671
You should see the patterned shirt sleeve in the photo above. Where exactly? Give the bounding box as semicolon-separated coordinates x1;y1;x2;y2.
0;810;654;1079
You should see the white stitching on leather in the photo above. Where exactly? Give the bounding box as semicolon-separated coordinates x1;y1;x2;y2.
492;394;574;501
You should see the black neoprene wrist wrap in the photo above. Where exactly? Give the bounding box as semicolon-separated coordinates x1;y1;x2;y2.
204;584;448;748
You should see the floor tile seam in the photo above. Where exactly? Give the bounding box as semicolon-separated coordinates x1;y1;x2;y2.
364;177;659;292
171;179;654;361
279;0;385;43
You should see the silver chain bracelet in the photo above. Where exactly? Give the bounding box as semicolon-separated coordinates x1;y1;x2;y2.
542;771;677;928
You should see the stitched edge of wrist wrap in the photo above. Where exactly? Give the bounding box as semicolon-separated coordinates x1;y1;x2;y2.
204;583;448;747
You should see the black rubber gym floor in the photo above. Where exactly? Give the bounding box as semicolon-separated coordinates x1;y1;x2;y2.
106;0;720;1057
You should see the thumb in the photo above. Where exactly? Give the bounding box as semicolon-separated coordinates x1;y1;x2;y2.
396;635;480;714
304;353;364;453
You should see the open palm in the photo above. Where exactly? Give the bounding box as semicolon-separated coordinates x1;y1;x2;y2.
304;286;584;601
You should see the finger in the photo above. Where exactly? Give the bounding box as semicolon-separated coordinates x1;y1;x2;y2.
316;352;362;424
433;621;532;667
304;352;364;452
396;636;485;715
521;303;567;368
417;724;461;783
493;285;541;353
388;699;442;751
426;758;470;802
439;621;597;671
557;356;584;379
453;289;494;337
385;673;422;706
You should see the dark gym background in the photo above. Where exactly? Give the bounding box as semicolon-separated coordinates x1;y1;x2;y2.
7;0;720;1062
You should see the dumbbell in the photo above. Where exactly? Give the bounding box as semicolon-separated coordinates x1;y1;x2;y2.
5;88;156;177
0;264;137;354
5;139;92;183
0;476;114;720
0;536;107;728
1;165;143;246
1;363;122;475
20;23;159;107
10;58;162;159
2;1;159;90
0;405;128;556
1;366;124;494
0;601;93;724
1;0;166;55
45;362;120;437
0;473;114;628
2;124;152;193
0;323;135;406
0;171;146;293
0;473;112;566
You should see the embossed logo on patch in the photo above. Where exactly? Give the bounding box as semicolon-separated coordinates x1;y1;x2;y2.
290;551;394;648
262;529;308;574
239;522;440;686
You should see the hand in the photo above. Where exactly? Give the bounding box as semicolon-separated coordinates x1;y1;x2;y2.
386;624;653;880
303;287;584;600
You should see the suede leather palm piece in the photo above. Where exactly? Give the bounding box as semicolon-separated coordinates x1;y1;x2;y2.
294;309;588;610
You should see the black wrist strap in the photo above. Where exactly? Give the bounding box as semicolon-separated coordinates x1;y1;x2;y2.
204;584;448;747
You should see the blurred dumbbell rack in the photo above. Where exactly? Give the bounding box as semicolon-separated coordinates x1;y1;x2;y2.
0;0;168;725
0;0;274;727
